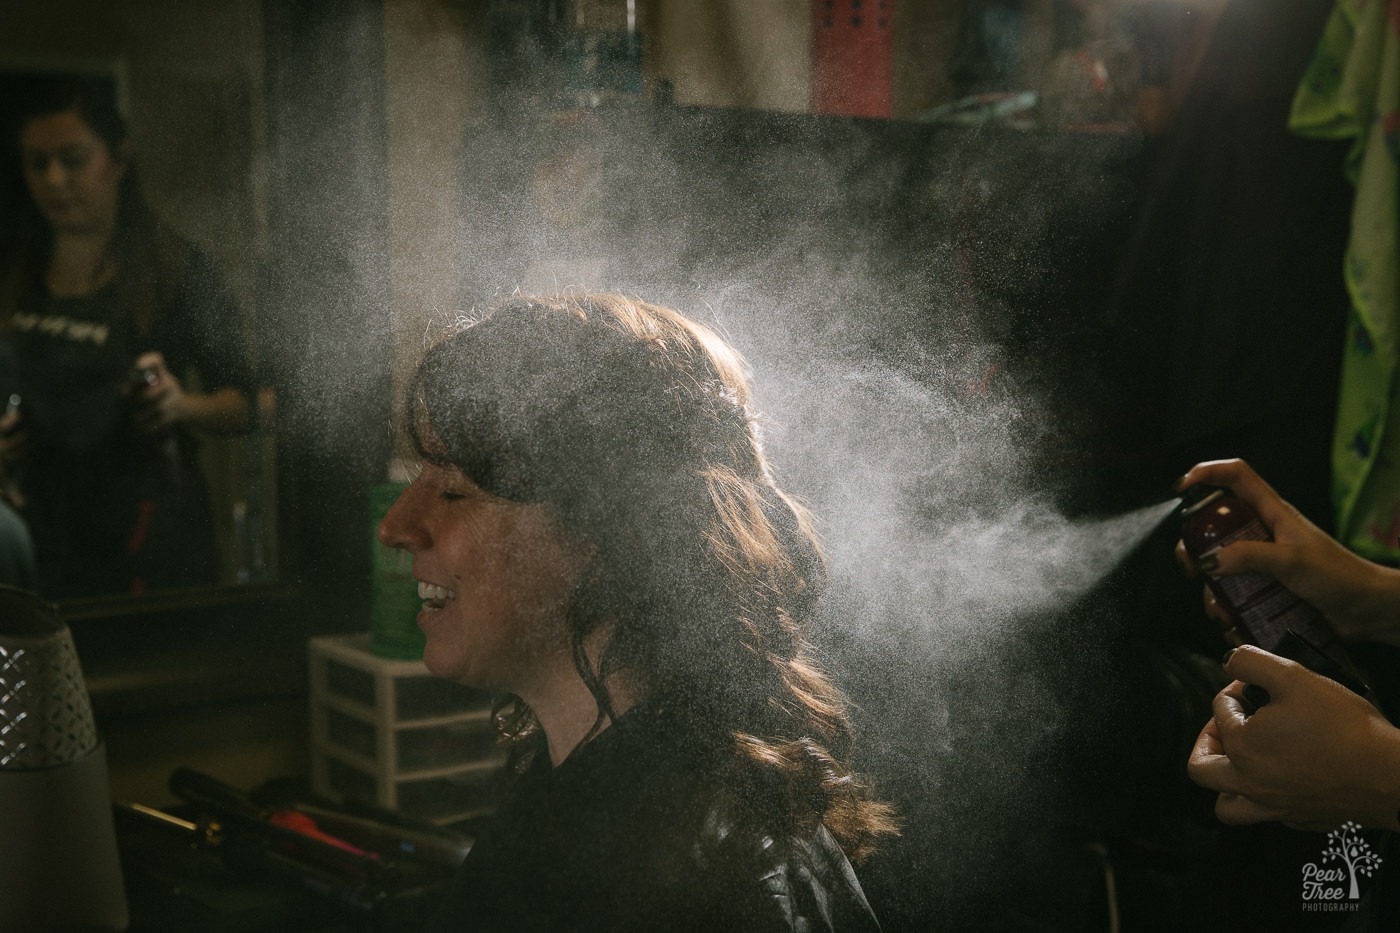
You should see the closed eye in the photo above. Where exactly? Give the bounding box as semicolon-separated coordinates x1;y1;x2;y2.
420;462;486;503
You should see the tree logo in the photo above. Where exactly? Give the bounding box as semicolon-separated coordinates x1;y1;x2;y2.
1301;822;1383;912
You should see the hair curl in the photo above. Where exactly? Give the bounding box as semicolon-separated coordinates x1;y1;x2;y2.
407;293;896;859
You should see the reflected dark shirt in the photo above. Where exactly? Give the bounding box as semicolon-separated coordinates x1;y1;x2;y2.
1;245;250;597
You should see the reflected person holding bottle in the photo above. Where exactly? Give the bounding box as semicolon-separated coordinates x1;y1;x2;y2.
0;76;252;598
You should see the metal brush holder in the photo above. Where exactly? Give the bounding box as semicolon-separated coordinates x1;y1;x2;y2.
0;585;128;931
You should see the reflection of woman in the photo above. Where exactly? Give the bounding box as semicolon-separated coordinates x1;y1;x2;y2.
379;294;894;931
0;78;252;598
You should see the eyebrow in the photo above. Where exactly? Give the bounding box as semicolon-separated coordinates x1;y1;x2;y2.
23;143;93;158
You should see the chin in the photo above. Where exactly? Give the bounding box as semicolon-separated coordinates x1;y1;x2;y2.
421;640;483;688
420;646;458;682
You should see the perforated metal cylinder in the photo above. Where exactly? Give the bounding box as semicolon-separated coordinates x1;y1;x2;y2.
0;587;98;770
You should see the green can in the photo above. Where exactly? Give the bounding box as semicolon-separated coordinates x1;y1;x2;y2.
369;482;426;660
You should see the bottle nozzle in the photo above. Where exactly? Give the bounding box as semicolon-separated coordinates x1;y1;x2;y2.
1178;483;1230;517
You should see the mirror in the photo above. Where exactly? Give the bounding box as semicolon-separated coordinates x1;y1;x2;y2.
0;10;278;606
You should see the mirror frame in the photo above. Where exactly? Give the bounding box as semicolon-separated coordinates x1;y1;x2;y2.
0;48;282;615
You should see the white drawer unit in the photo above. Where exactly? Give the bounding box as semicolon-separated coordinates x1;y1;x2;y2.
308;634;507;826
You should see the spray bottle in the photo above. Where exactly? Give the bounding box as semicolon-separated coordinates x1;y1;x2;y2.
1179;484;1371;701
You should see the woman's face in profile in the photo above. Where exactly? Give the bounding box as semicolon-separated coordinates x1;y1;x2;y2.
377;461;592;694
20;109;126;235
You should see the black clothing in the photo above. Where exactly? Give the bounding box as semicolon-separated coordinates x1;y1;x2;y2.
0;499;36;590
1103;0;1352;522
427;705;881;932
1;245;251;598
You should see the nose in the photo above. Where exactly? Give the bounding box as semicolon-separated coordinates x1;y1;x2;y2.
39;157;67;189
377;480;428;552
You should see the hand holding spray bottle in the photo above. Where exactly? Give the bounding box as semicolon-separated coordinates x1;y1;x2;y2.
1179;482;1372;706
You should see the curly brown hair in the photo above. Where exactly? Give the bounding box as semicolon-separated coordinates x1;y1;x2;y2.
406;293;896;859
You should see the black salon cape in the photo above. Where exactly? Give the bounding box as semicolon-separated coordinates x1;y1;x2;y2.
426;704;881;932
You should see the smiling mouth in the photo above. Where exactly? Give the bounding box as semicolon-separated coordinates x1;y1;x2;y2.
417;581;457;611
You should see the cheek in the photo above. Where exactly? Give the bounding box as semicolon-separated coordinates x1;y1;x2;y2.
506;532;585;618
470;549;579;671
90;165;125;201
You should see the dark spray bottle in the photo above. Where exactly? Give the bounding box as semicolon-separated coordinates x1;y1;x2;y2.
1179;484;1370;699
127;363;182;594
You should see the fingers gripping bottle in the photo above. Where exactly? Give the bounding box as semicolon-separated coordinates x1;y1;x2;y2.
1180;484;1370;697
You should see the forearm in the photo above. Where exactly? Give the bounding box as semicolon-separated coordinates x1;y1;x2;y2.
179;386;251;435
1350;719;1400;831
1331;560;1400;648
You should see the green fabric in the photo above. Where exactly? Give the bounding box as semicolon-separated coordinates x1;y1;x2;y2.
1290;0;1400;559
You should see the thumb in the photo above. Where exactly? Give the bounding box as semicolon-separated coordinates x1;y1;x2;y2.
1222;644;1307;698
134;350;174;376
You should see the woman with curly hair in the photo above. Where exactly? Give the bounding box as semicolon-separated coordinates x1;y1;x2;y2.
378;293;895;931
